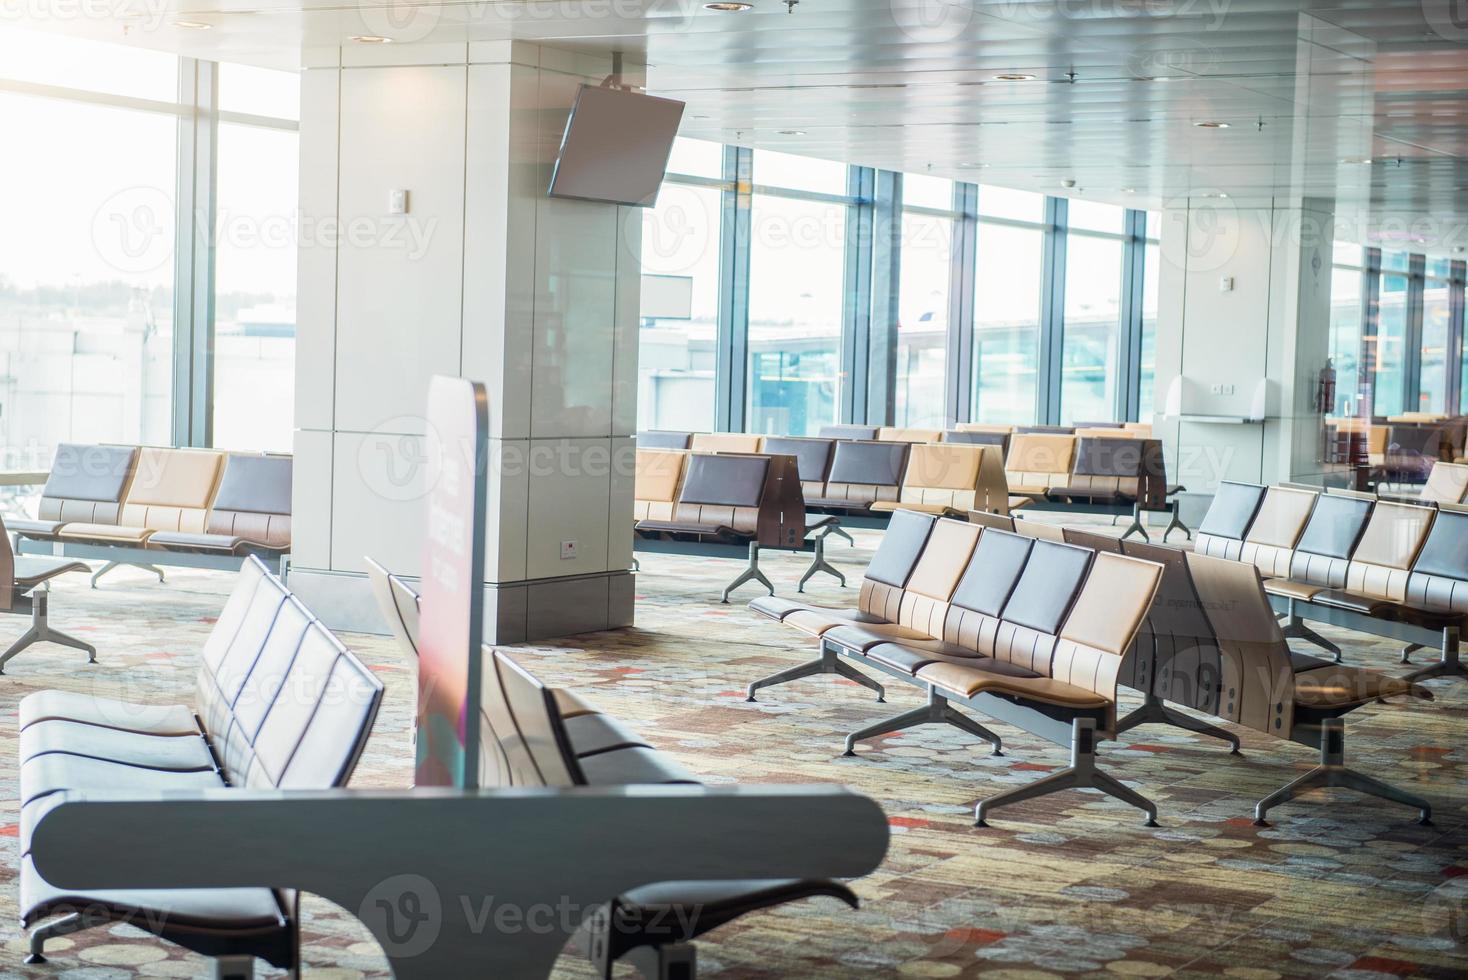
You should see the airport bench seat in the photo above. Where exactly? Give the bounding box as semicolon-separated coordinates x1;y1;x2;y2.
17;557;384;972
12;444;139;542
148;454;293;553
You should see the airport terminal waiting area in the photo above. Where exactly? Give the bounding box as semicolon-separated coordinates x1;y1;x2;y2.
0;450;1466;977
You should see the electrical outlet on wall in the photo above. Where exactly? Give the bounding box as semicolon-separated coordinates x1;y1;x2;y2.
560;540;578;560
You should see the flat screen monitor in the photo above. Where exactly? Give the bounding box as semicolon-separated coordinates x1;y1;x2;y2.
548;84;685;207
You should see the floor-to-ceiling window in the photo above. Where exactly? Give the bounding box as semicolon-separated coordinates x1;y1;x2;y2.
638;138;723;432
0;30;179;472
1329;244;1366;416
971;187;1045;424
746;150;849;436
1374;250;1411;416
1060;200;1126;424
212;63;300;452
895;175;953;427
1420;258;1452;415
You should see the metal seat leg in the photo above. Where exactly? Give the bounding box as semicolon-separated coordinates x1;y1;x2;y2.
1279;601;1342;662
976;718;1158;828
91;560;166;589
1162;501;1191;542
1253;718;1432;826
1119;503;1150;542
844;688;1002;757
828;524;855;546
1404;627;1468;683
720;543;773;604
25;911;108;964
746;641;885;703
1116;693;1240;753
797;535;846;593
0;589;97;675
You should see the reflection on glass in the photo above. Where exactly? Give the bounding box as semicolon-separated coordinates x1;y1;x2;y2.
1139;239;1159;420
1329;260;1364;415
1060;234;1124;423
1374;268;1410;416
1421;269;1450;414
896;210;951;426
746;193;846;435
904;174;954;211
978;185;1044;223
1066;200;1125;234
639;182;721;431
219;63;301;119
972;223;1041;424
0;91;175;468
213;121;299;452
752;149;848;195
665;137;724;180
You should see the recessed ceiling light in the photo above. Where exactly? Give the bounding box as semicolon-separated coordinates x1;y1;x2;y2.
957;162;989;169
349;35;393;43
1121;187;1137;193
173;20;211;29
993;73;1037;81
777;129;806;136
704;1;753;9
1194;120;1230;128
1340;156;1372;165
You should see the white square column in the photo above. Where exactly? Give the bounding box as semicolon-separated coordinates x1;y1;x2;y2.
289;42;639;640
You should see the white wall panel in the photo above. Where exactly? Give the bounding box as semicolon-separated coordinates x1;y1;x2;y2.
525;436;612;578
334;64;467;435
294;68;340;433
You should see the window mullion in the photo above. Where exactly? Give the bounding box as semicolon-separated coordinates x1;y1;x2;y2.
1037;196;1067;425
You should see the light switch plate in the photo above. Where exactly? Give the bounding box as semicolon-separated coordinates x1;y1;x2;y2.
560;540;578;560
389;189;409;215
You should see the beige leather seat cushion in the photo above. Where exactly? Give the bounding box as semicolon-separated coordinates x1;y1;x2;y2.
1244;487;1317;548
917;660;1110;707
904;444;982;491
1262;578;1330;601
57;522;152;544
635;449;686;504
783;608;892;636
13;557;90;589
689;433;763;454
870;500;952;514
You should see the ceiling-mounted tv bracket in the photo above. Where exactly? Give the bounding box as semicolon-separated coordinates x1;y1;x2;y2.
600;52;643;93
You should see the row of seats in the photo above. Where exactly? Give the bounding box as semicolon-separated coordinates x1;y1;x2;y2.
364;560;871;978
10;443;292;584
1195;480;1468;682
1325;416;1468;484
747;511;1436;825
640;430;1174;520
745;510;1171;824
18;557;384;971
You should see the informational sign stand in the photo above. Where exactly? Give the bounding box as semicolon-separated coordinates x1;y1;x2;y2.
414;376;489;788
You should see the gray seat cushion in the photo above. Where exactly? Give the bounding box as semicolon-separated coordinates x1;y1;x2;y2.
762;437;835;483
680;454;769;508
20;720;215;771
637;430;693;450
39;444;138;503
147;530;245;551
563;713;651;757
748;595;817;621
13;556;90;589
6;518;63;538
20;752;224;806
20;856;285;932
577;746;698;785
1000;540;1093;634
1197;481;1267;540
212;454;293;516
19;691;199;737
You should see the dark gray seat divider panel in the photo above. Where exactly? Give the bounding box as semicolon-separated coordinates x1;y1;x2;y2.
762;437;835;483
827;441;908;486
864;510;936;587
41;444;137;502
1197;481;1267;539
679;455;770;508
637;430;694;450
1293;493;1373;559
950;530;1033;616
1000;541;1093;634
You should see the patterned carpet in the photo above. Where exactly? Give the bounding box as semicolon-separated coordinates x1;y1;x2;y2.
0;521;1466;978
